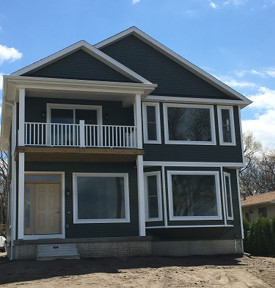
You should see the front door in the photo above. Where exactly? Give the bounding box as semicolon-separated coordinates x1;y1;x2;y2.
24;181;61;235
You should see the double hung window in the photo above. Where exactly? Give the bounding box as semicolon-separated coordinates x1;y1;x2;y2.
217;106;236;145
224;172;234;220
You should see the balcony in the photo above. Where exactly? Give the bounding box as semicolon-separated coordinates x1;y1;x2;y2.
16;121;143;162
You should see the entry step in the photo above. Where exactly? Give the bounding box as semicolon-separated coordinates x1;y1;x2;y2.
36;243;80;260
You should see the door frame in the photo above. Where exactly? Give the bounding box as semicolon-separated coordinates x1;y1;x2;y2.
23;171;65;240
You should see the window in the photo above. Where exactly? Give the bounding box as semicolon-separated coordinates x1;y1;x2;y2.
224;172;234;220
142;103;161;144
258;207;267;218
163;104;216;145
73;173;130;223
217;106;236;145
167;171;222;220
144;171;162;221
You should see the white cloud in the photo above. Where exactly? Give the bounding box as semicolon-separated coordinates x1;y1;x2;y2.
235;68;275;78
215;75;256;88
0;44;22;65
242;87;275;147
210;2;217;9
132;0;140;4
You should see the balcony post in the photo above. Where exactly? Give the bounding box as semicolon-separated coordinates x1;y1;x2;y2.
18;152;25;239
79;120;85;147
134;94;143;148
18;88;25;146
137;155;145;236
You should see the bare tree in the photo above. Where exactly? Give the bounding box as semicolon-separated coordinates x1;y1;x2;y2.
0;151;8;234
239;132;275;196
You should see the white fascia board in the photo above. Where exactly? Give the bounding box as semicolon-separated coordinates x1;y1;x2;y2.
144;95;251;108
11;40;152;85
95;27;252;105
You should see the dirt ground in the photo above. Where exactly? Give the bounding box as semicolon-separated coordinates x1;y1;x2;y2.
0;252;274;288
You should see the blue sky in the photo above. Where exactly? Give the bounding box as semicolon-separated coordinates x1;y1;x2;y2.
1;0;275;147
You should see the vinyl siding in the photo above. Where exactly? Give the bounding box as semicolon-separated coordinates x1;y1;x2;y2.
24;49;137;83
101;35;237;99
25;162;139;238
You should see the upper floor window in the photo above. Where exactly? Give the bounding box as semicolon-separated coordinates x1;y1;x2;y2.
163;103;216;145
217;106;236;146
142;103;161;144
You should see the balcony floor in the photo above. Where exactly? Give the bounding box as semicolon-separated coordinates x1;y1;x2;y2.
16;146;144;162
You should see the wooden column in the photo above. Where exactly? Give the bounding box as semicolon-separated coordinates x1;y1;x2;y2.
137;155;145;236
18;152;25;239
18;88;25;146
135;94;143;149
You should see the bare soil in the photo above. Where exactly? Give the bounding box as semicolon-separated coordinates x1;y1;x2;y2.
0;252;274;288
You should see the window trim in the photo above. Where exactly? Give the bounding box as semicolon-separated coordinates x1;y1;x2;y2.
142;102;161;144
47;103;103;125
224;172;234;220
163;103;216;145
73;172;130;224
167;170;222;221
144;171;163;222
217;106;236;146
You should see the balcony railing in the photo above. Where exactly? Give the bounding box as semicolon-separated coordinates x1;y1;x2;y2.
24;122;138;149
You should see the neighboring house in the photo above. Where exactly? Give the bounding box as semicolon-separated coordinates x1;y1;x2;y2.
242;191;275;222
1;27;251;260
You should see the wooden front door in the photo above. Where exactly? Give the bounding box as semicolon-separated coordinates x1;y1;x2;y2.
24;183;61;235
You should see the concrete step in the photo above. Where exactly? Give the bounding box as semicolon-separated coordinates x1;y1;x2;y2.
37;243;80;261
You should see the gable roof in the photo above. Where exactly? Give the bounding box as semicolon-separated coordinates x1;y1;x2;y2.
11;40;152;84
95;27;251;106
242;191;275;207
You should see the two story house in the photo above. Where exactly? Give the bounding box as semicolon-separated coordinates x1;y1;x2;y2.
1;27;251;260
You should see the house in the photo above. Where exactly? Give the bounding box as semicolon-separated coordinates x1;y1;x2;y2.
1;27;251;260
242;191;275;222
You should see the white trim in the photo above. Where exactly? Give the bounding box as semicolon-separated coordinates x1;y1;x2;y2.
167;170;222;221
220;167;227;226
144;95;251;107
142;102;161;144
217;106;236;146
137;155;146;236
163;103;216;145
144;171;163;222
73;172;130;224
18;89;25;146
23;171;65;240
236;170;244;239
135;94;143;148
146;225;234;229
224;172;234;221
46;103;103;125
143;161;244;168
11;40;152;84
238;107;245;166
18;153;25;239
95;27;251;104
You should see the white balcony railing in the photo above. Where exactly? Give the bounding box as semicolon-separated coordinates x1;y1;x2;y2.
24;122;138;149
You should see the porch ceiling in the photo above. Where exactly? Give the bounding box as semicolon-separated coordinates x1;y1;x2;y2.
15;146;144;162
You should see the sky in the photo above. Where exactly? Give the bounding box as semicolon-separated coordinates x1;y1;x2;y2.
0;0;275;147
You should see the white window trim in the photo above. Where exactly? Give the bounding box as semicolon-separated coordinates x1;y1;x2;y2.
224;172;234;220
46;103;103;125
142;102;161;144
73;172;130;224
144;171;163;222
23;171;65;240
167;170;222;221
163;103;216;145
217;106;236;146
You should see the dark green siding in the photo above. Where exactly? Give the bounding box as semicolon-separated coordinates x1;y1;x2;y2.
25;162;139;238
25;97;134;126
24;49;137;83
143;104;243;163
101;35;236;99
